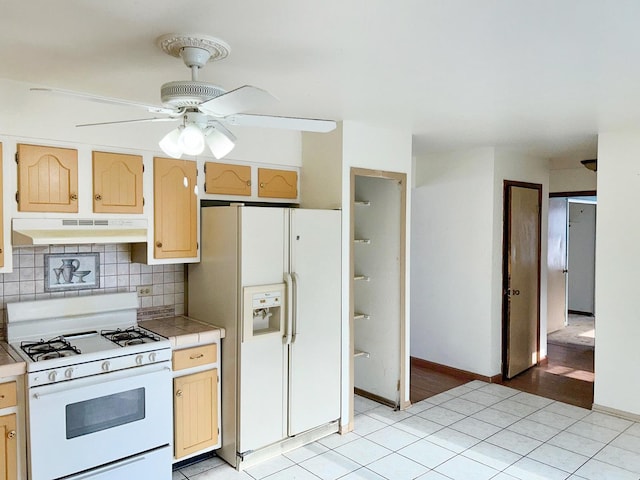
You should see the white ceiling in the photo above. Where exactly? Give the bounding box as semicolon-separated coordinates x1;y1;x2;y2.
3;0;638;161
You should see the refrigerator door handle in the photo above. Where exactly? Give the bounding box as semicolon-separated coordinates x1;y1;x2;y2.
291;272;300;343
283;272;294;345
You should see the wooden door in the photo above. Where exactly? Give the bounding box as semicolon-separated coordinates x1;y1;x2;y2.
503;181;542;379
257;168;298;199
92;151;143;213
205;162;251;196
17;144;78;213
0;413;16;480
174;369;218;459
547;197;568;333
153;157;198;259
567;202;597;314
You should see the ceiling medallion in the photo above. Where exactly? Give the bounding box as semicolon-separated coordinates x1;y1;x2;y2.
156;33;230;63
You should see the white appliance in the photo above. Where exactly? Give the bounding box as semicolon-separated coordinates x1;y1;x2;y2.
188;205;341;469
6;293;172;480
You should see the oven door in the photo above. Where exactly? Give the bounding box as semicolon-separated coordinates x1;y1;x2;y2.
28;362;172;480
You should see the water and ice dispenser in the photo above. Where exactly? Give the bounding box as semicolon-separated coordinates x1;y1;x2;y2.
243;283;285;340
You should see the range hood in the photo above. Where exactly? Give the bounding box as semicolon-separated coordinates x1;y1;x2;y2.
12;218;148;246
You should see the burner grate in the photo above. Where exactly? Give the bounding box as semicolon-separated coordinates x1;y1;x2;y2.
101;327;162;347
21;337;81;362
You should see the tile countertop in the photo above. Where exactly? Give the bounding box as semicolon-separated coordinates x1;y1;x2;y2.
139;316;225;349
0;342;26;377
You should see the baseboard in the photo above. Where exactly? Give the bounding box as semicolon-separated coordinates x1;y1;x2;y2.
568;309;594;316
592;404;640;422
354;387;396;408
411;356;502;383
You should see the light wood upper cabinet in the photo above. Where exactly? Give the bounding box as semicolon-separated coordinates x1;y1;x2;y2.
17;144;78;213
0;413;17;480
0;143;4;268
92;151;143;214
258;168;298;199
153;157;198;259
173;369;219;459
204;162;251;196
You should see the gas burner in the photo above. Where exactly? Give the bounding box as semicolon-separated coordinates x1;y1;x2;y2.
101;327;162;347
21;337;81;362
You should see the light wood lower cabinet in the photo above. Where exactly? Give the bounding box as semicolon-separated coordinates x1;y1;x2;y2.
173;369;219;459
0;413;16;480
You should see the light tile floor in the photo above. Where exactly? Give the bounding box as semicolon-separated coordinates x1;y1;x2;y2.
172;381;640;480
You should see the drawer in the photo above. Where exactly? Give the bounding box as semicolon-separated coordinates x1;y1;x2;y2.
173;344;217;371
0;382;17;409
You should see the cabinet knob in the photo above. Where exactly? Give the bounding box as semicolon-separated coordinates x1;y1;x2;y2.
156;241;163;248
7;430;15;440
247;180;252;186
70;193;78;201
95;194;102;201
260;183;265;188
176;390;183;398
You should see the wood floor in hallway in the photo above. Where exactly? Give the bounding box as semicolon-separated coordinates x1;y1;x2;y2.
410;342;594;409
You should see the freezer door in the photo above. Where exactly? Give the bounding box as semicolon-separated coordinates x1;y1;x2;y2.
288;209;341;436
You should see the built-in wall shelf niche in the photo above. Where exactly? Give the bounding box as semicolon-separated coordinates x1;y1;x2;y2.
354;200;371;206
354;349;370;359
354;275;370;282
354;313;371;320
354;238;371;244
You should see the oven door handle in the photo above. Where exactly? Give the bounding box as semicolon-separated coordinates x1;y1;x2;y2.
31;364;171;400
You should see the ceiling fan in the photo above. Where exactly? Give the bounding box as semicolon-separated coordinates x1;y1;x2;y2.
31;33;337;159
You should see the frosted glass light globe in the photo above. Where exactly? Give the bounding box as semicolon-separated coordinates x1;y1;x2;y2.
178;124;205;155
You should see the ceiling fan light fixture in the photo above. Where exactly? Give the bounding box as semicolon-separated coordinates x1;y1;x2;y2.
159;127;183;158
178;124;206;155
205;124;236;159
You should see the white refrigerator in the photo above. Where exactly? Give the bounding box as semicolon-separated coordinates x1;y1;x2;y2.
188;205;341;469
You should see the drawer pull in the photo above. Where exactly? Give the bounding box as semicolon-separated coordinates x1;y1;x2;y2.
190;353;204;360
7;430;15;440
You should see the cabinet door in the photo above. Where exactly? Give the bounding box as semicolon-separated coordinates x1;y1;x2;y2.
153;157;198;259
0;413;16;480
17;144;78;213
0;143;4;268
258;168;298;199
204;162;251;196
92;151;143;213
174;369;218;459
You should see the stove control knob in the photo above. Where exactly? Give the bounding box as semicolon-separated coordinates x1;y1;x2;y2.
135;355;144;366
148;352;157;363
48;371;57;382
102;361;110;372
64;368;73;379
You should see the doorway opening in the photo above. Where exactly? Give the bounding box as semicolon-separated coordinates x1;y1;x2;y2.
545;191;596;406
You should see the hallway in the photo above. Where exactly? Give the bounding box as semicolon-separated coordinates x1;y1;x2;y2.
411;342;594;409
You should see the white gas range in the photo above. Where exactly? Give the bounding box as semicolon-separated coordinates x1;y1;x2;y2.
7;292;172;480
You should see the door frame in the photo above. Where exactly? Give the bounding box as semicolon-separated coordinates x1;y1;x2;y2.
502;180;543;379
347;167;408;431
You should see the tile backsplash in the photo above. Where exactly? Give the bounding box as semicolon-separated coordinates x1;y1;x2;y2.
0;243;185;340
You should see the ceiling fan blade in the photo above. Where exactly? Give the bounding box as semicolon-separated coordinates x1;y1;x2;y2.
199;85;276;117
31;87;179;115
224;114;336;133
76;117;179;127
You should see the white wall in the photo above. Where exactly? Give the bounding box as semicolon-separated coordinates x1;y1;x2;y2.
411;147;496;376
411;147;549;377
549;166;596;193
593;131;640;417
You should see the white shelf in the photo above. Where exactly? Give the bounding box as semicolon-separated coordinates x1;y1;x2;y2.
354;239;371;244
354;200;371;206
354;349;370;358
354;312;371;320
354;275;370;282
